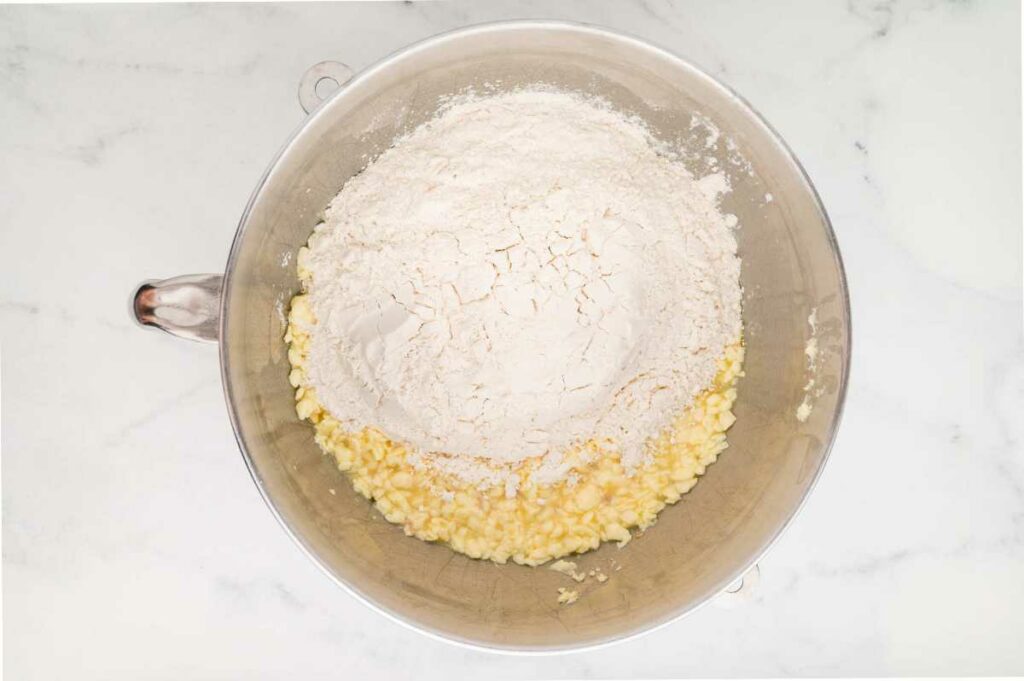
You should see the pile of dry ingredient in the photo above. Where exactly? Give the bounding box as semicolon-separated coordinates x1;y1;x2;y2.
285;87;744;565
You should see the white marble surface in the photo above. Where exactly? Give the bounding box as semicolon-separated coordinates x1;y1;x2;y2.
2;1;1022;678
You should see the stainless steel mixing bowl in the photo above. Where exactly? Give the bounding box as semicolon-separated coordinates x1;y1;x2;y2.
132;21;850;651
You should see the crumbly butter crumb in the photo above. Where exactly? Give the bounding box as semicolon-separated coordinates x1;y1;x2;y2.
557;587;580;606
551;563;587;582
797;307;819;422
549;560;579;578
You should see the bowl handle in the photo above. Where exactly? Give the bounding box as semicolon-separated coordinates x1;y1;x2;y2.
130;274;222;343
298;61;355;114
713;564;761;609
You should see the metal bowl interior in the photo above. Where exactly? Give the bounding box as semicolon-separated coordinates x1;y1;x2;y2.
220;21;850;651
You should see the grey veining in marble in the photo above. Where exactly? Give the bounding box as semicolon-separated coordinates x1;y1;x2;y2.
1;1;1021;679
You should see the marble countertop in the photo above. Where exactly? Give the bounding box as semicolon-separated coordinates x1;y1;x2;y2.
2;1;1021;678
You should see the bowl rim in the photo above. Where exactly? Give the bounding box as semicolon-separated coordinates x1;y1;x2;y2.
218;18;852;654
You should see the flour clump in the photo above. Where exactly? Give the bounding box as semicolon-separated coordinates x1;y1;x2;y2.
301;88;742;486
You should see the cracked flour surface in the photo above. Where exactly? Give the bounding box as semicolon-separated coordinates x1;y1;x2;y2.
301;88;741;486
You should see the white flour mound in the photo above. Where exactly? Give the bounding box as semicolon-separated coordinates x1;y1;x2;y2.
302;88;742;485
